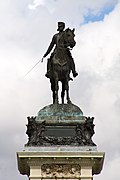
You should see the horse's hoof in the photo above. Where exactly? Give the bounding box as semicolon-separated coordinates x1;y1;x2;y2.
54;100;59;104
53;102;59;104
67;100;72;104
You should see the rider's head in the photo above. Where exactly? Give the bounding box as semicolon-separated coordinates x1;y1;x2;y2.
57;22;65;32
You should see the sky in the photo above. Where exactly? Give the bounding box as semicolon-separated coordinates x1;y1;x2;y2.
0;0;120;179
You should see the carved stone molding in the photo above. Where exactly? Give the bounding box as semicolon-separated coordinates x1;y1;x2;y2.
27;157;96;167
41;164;81;178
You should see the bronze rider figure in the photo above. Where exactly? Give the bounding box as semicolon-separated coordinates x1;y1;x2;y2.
42;22;78;79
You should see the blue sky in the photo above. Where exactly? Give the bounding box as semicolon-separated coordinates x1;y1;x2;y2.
83;2;117;23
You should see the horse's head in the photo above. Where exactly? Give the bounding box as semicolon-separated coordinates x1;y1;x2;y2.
64;28;76;48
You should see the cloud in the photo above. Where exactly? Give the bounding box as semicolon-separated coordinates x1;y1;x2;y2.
29;0;118;26
0;0;120;180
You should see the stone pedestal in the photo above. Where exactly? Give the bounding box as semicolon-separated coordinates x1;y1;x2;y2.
17;146;104;180
17;104;105;179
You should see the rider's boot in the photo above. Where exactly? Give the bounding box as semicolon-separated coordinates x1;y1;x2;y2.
45;70;51;78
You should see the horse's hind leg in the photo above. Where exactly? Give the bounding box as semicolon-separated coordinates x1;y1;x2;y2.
54;78;59;104
50;78;58;104
53;90;56;104
53;90;59;104
65;80;72;104
61;83;65;104
63;79;72;104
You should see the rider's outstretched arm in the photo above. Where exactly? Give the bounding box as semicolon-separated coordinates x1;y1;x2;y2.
43;35;56;58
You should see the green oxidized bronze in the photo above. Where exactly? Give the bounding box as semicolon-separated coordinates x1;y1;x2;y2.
26;104;96;146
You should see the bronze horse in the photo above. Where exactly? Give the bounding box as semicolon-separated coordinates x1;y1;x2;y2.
49;28;76;104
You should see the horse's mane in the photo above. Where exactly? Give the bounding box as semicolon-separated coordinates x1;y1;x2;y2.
65;28;70;31
65;27;75;32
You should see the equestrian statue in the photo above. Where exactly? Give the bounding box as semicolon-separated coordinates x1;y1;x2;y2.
42;22;78;104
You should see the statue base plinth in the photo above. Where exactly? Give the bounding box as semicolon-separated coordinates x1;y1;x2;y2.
26;104;96;146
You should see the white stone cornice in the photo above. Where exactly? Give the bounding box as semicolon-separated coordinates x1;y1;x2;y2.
17;150;105;177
